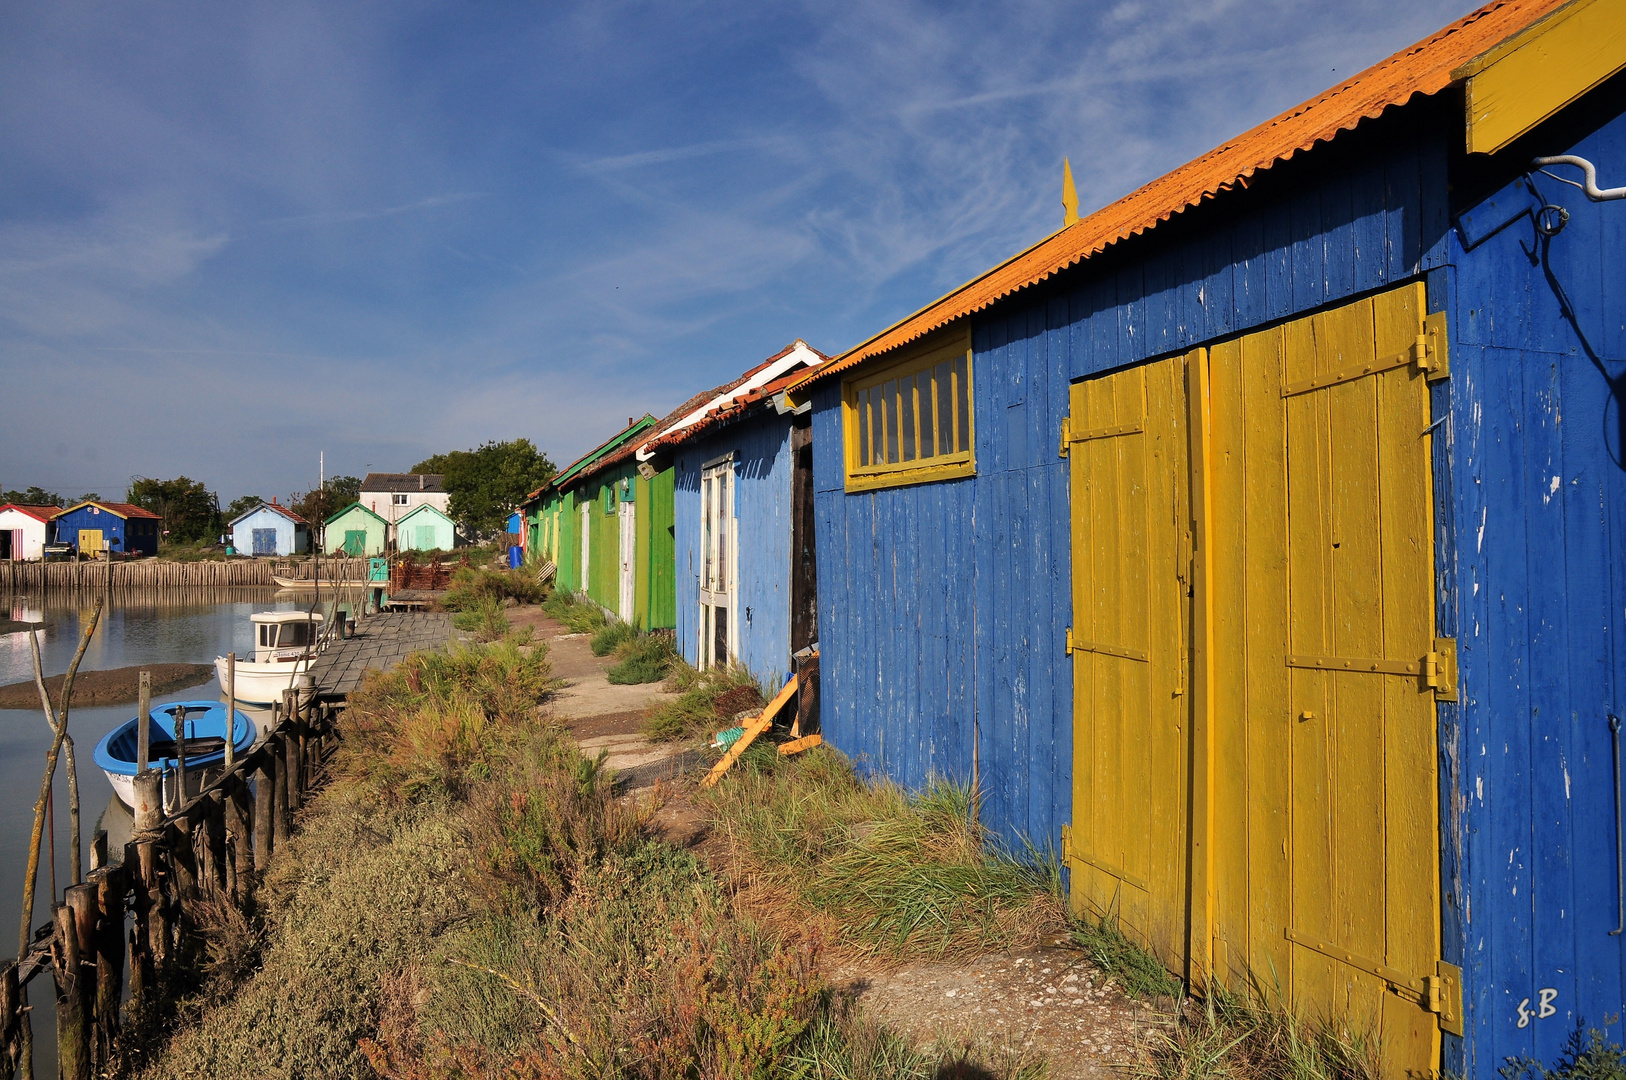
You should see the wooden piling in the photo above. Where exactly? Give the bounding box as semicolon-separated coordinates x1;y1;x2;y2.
224;654;236;769
172;705;188;812
272;747;291;847
253;763;275;871
132;770;162;835
56;888;94;1080
139;840;168;971
125;841;153;998
138;670;151;773
1;959;19;1079
282;690;303;812
204;793;228;898
91;867;124;1069
90;829;107;872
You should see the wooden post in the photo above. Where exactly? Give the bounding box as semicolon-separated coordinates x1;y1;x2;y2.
1;959;19;1080
282;690;302;812
224;653;236;769
131;770;162;835
139;840;168;972
222;781;245;902
169;822;198;904
91;866;124;1069
253;762;275;871
137;670;151;773
272;746;291;847
125;841;154;997
205;794;228;898
56;889;93;1080
172;705;188;812
90;829;107;872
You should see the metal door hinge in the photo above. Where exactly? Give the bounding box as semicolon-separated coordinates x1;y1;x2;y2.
1065;627;1074;655
1059;417;1072;458
1415;312;1450;382
1061;823;1074;860
1424;637;1459;701
1430;961;1465;1035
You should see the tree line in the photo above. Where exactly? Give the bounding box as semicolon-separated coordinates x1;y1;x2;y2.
2;438;555;548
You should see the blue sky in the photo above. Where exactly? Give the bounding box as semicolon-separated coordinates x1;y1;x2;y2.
0;0;1474;504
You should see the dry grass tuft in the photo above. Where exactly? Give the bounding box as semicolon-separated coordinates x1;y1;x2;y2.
1129;990;1381;1080
699;745;1068;960
643;661;764;741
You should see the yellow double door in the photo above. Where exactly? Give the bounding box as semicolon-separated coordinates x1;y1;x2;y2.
1066;282;1455;1074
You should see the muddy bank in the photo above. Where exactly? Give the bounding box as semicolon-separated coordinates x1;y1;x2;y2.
0;619;41;637
0;662;216;710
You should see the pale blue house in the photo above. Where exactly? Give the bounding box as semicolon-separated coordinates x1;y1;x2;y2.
228;501;309;557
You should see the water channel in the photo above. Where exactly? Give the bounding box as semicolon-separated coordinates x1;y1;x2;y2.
0;588;301;1074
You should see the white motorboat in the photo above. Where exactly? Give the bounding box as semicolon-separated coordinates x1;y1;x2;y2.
216;610;325;704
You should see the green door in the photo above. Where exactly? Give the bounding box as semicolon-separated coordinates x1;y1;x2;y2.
343;530;367;556
416;525;435;550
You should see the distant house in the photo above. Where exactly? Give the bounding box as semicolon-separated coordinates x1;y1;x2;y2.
397;503;457;553
228;501;309;557
359;473;450;541
0;504;61;561
51;501;162;557
323;502;389;558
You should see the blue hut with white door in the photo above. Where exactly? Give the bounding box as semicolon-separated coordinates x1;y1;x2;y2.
637;340;826;689
785;1;1626;1075
228;501;309;556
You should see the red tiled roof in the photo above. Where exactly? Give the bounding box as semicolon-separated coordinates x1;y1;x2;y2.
0;504;63;523
791;0;1573;391
642;361;824;455
64;501;163;520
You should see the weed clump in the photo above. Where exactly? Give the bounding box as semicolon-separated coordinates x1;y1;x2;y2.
644;661;764;740
606;631;677;684
1131;989;1381;1080
541;588;607;634
699;746;1068;959
1071;912;1182;1001
589;619;637;656
442;565;547;610
1501;1024;1626;1079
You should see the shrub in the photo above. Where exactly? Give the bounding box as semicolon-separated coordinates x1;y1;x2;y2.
541;589;607;634
643;661;764;740
606;632;677;685
589;619;636;656
451;594;509;641
442;565;546;611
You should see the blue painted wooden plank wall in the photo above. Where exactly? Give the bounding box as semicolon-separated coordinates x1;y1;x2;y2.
812;116;1453;853
1447;95;1626;1077
673;411;799;692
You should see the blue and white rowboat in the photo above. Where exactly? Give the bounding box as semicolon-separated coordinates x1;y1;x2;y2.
93;700;255;808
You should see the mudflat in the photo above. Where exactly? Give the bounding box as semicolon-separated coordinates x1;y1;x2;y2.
0;663;217;710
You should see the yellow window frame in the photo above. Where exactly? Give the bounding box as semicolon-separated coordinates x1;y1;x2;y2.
842;328;975;493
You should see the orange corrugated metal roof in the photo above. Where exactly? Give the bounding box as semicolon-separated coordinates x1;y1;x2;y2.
793;0;1572;391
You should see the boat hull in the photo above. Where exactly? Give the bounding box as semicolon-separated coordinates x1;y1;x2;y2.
94;700;256;808
217;653;314;704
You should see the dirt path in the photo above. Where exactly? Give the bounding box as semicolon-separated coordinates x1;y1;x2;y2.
514;605;698;789
0;662;217;709
512;603;1166;1076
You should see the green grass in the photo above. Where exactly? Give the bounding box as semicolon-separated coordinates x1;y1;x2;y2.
1129;989;1381;1080
698;746;1068;959
643;660;764;740
606;631;677;684
589;619;636;656
1070;912;1182;1001
441;565;546;611
540;588;607;634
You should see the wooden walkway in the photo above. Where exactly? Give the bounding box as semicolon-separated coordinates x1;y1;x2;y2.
308;612;457;698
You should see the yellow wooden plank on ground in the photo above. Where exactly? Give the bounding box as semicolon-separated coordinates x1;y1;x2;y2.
700;674;799;789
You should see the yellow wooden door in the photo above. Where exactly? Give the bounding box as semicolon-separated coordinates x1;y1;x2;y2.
77;529;103;555
1065;356;1191;969
1204;281;1450;1074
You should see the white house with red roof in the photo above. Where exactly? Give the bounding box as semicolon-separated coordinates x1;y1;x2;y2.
227;499;310;557
0;504;60;561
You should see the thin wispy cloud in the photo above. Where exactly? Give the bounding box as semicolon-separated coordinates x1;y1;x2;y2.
0;0;1477;500
263;192;487;229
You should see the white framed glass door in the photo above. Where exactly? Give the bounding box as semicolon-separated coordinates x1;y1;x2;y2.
698;456;735;669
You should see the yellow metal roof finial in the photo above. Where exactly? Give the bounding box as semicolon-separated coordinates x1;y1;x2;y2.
1061;157;1080;227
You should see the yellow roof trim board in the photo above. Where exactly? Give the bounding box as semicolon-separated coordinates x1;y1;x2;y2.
1457;0;1626;154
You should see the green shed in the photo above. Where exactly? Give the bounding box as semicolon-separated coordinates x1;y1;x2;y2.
324;502;389;557
396;503;456;552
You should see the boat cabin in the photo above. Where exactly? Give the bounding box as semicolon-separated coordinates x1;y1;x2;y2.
251;611;324;662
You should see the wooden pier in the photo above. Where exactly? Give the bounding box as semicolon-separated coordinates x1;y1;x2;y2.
307;612;457;699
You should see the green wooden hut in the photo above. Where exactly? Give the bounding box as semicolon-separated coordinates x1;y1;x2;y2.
324;502;389;557
397;503;457;552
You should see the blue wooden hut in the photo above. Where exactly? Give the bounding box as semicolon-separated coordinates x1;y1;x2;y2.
639;341;826;688
51;501;161;557
786;1;1626;1075
228;501;309;556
